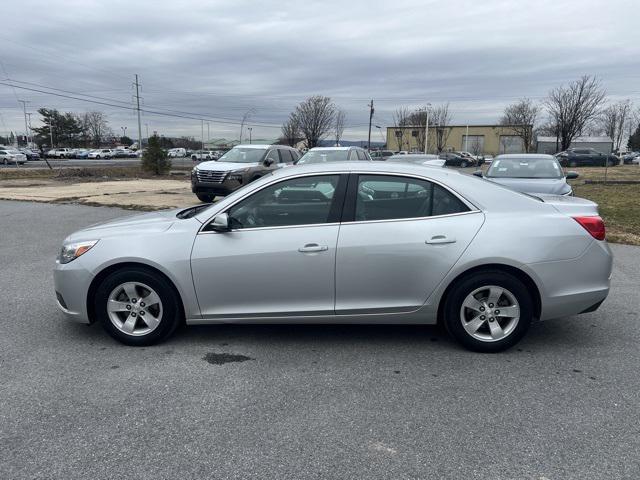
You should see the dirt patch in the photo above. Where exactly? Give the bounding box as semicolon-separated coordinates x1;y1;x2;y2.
0;178;204;210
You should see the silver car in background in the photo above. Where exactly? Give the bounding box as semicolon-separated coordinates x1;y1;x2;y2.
54;162;612;352
475;154;579;195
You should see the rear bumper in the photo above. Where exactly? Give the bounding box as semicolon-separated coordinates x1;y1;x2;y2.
528;240;612;320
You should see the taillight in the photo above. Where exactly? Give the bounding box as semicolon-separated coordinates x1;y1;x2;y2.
573;216;606;241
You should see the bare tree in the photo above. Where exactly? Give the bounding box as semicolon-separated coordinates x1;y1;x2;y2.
335;109;346;146
293;96;336;149
280;113;300;147
83;111;110;147
500;98;539;153
430;103;453;153
545;75;607;151
470;136;483;156
407;107;429;152
599;100;632;152
392;106;410;151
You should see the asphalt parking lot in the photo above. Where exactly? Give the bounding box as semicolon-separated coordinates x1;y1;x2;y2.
1;200;639;480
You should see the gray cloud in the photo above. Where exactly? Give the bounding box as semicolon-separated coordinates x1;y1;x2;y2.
1;0;638;142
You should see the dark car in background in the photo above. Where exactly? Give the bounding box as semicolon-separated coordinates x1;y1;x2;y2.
439;152;474;167
19;148;40;160
556;148;619;167
621;151;639;164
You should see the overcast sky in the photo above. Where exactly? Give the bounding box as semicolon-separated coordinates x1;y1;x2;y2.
0;0;638;143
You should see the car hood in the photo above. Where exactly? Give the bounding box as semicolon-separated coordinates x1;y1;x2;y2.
196;161;259;172
485;177;571;195
64;208;189;242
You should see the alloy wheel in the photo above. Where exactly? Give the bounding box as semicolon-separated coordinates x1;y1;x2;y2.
459;285;520;342
107;282;163;336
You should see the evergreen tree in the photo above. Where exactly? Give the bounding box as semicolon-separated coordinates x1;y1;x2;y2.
142;134;171;175
628;124;640;151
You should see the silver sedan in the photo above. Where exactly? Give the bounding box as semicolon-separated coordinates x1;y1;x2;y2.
54;162;612;352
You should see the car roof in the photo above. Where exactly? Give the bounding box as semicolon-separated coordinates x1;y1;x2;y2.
308;146;360;151
494;154;556;160
233;144;293;149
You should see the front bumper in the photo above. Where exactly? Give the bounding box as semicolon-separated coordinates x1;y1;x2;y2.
191;176;243;196
53;259;95;324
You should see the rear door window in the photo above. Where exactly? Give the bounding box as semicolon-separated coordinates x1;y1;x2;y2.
353;175;469;221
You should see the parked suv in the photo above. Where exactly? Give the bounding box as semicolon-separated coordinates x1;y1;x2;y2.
49;148;74;159
88;149;115;159
556;148;619;167
191;144;301;202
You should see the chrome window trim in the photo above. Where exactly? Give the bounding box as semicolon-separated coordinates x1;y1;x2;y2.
198;169;480;234
340;209;481;226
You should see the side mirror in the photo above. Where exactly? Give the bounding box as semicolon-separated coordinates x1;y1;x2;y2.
565;171;579;180
264;158;275;167
210;213;230;232
472;170;483;177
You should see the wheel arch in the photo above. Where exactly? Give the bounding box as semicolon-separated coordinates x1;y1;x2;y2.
86;261;186;325
436;263;542;325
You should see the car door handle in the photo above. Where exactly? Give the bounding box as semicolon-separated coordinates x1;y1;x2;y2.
426;235;456;245
298;244;329;253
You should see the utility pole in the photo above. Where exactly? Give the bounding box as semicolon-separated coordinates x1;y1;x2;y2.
121;126;127;140
424;104;431;154
134;74;143;151
201;120;204;150
18;100;29;147
207;122;210;142
26;112;33;147
145;123;149;143
248;127;252;144
367;100;374;150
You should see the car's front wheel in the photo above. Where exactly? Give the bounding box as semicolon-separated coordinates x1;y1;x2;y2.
460;160;468;168
443;270;533;352
94;267;182;346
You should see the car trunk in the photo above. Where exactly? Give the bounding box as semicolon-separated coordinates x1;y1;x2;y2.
536;194;599;217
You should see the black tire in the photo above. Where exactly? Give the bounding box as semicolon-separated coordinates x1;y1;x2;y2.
568;160;578;167
460;160;468;168
196;193;214;203
96;155;101;159
94;267;182;346
443;270;533;353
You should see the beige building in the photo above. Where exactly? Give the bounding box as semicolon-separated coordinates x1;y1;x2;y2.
386;124;529;156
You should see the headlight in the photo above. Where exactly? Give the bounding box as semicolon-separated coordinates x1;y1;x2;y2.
58;240;99;264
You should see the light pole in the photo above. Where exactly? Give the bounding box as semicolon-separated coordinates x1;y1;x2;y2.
240;108;255;144
207;122;210;142
248;127;253;144
145;123;149;145
424;103;431;154
201;120;204;150
121;126;127;140
18;100;30;148
464;125;469;152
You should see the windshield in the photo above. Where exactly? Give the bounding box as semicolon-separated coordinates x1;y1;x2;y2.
218;148;266;163
487;158;563;179
297;150;350;164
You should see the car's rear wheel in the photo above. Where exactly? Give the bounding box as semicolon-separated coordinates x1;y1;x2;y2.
94;267;182;346
443;270;533;352
196;193;214;203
